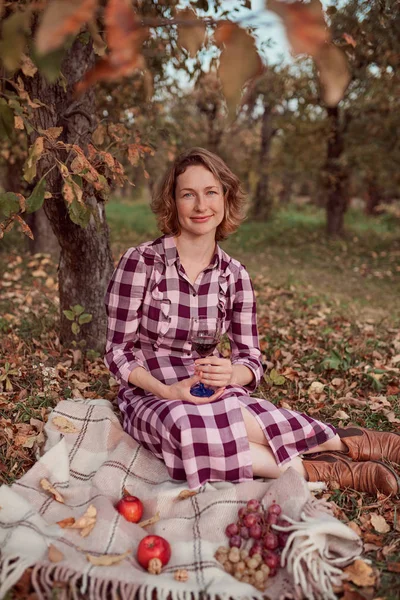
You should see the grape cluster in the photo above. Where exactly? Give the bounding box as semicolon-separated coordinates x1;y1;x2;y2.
215;499;289;591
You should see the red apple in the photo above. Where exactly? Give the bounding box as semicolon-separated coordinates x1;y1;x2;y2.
137;535;171;570
116;495;143;523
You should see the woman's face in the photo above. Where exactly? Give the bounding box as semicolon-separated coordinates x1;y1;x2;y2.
175;165;224;240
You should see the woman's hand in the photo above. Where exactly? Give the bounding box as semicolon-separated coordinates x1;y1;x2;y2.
194;357;234;388
165;375;225;404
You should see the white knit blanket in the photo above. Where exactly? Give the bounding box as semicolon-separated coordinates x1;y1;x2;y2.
0;399;362;600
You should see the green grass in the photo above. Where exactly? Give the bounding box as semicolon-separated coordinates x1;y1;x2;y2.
105;196;400;324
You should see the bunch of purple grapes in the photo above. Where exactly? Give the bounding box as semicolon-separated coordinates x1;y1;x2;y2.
225;498;289;577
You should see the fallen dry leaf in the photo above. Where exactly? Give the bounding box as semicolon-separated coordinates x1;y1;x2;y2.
370;513;391;534
333;410;350;420
86;549;131;566
387;562;400;573
347;521;362;537
48;544;64;563
309;381;325;394
138;512;160;528
40;478;65;503
175;489;198;501
52;415;80;433
344;559;376;587
62;505;97;537
57;517;75;528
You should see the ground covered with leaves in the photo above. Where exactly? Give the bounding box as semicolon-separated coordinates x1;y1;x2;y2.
0;207;399;599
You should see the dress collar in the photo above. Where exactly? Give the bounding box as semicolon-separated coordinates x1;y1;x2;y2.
162;235;220;270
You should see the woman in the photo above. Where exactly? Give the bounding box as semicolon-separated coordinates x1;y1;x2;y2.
104;147;399;494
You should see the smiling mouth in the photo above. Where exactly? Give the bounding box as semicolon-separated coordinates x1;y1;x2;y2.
191;215;213;221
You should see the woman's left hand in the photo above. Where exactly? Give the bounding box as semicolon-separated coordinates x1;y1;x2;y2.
194;357;233;388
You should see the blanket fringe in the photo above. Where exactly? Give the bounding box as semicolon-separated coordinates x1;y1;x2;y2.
29;563;241;600
0;555;33;598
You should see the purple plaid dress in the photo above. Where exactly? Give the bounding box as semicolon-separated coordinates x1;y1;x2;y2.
104;235;335;489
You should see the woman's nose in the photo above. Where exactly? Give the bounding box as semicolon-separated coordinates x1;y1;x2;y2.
195;194;208;211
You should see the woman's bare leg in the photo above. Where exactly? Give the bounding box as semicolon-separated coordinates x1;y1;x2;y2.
249;441;306;478
240;407;347;476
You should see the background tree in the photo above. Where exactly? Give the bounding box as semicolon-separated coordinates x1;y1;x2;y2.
0;0;352;349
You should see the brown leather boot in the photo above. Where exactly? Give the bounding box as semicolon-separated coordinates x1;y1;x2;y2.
337;427;400;464
302;453;399;496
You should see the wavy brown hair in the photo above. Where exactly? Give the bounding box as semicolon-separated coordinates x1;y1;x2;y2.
151;147;246;241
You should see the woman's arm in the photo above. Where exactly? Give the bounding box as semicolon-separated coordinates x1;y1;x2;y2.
128;366;169;397
228;265;264;391
104;248;148;386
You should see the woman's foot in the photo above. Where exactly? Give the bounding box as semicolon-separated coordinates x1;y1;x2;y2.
336;427;400;464
302;452;399;496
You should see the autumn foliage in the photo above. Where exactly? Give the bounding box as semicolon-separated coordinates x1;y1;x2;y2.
0;0;352;239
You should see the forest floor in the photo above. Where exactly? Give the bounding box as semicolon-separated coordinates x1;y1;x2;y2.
0;199;399;599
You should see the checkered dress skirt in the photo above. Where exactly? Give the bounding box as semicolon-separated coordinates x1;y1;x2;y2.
105;236;335;489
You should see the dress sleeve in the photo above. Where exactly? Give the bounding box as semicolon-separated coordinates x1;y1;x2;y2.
228;266;263;393
104;247;148;386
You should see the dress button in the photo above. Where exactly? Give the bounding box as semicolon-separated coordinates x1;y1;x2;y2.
192;292;196;297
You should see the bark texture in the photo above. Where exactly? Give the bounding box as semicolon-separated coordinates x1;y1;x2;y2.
24;38;114;352
324;106;349;237
251;102;273;220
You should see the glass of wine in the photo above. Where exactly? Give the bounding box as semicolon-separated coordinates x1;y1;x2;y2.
190;317;222;398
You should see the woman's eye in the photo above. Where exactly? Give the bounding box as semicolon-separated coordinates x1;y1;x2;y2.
183;192;193;198
207;190;217;195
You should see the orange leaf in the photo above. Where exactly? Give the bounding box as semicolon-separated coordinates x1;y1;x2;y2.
56;517;76;528
36;0;98;55
15;215;34;240
314;43;351;107
48;544;64;563
214;23;262;114
14;116;24;130
387;562;400;573
176;8;206;58
75;0;148;93
344;559;376;587
343;33;356;47
268;0;329;56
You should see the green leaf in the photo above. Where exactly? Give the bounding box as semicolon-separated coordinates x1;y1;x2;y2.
78;313;92;325
72;305;85;316
71;322;80;335
67;198;92;228
30;45;66;83
23;137;44;183
0;11;31;72
0;192;21;217
26;177;46;214
269;368;286;386
0;99;15;139
321;350;343;370
63;310;75;321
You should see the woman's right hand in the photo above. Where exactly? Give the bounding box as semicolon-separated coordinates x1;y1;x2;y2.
165;375;225;404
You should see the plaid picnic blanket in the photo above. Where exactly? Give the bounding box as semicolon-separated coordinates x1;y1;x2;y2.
0;399;362;600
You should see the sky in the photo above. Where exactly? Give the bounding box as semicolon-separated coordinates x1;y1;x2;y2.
229;0;292;65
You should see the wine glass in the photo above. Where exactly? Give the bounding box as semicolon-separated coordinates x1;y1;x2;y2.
189;317;222;398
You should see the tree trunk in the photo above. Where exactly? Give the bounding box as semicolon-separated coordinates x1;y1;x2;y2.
365;177;381;215
23;37;114;352
26;208;60;258
279;172;293;205
251;103;273;220
324;106;349;237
